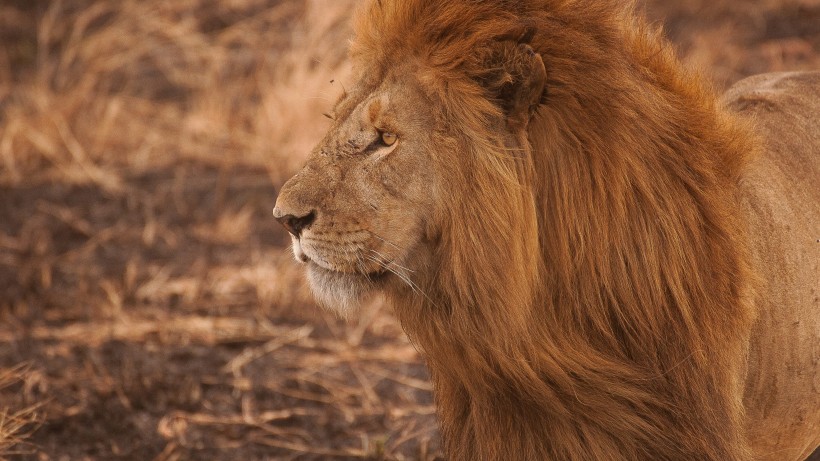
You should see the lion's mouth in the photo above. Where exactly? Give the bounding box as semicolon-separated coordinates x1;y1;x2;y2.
293;239;389;281
306;260;391;284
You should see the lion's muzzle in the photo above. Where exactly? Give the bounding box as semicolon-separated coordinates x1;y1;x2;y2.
273;208;315;238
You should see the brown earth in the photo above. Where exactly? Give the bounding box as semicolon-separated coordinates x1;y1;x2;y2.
0;0;817;460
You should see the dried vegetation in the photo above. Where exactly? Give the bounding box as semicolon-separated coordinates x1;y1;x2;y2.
0;0;817;459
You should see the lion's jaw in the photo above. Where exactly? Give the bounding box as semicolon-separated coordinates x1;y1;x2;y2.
273;75;440;315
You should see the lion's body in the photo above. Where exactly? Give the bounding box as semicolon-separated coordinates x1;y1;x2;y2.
726;72;820;460
274;1;820;459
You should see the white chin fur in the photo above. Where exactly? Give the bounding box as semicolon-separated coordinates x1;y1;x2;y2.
306;264;373;316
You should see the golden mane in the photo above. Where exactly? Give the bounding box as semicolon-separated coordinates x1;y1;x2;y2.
353;1;759;459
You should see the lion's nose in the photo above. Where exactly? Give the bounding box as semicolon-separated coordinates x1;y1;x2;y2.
273;208;316;238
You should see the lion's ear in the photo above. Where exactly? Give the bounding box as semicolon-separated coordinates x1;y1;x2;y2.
474;40;547;131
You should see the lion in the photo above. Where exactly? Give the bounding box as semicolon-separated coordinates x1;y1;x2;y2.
272;0;820;459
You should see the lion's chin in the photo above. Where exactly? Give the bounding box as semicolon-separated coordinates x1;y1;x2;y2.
305;263;387;316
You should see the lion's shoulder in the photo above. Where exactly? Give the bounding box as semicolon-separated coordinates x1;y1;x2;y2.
723;71;820;125
726;72;820;460
724;71;819;202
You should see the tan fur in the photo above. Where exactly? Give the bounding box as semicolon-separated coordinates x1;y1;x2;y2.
724;72;820;461
273;1;820;459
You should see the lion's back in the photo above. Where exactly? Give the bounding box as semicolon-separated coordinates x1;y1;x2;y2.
724;71;820;461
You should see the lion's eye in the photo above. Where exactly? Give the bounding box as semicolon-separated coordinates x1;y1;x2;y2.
380;131;398;146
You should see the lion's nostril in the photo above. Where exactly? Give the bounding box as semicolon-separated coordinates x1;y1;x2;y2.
275;210;316;237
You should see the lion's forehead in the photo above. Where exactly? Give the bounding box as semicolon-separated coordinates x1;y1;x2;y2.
335;66;432;128
332;75;384;123
322;97;383;152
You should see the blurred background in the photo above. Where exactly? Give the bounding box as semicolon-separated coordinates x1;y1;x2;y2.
0;0;817;459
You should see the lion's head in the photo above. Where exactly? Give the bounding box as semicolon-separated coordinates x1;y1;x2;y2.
273;77;438;313
274;6;547;315
272;1;771;459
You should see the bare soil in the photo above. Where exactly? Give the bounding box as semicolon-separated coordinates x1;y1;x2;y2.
0;0;817;460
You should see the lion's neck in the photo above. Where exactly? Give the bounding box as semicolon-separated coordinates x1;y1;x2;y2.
396;273;750;460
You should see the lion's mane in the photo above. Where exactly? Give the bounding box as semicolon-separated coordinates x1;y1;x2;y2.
353;1;759;459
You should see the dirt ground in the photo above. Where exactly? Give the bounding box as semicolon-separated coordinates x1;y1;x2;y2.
0;0;817;460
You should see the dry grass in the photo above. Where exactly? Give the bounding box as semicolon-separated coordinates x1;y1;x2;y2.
0;0;817;459
0;365;41;457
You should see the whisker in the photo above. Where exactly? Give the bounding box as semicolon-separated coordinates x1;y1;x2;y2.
369;248;415;274
365;251;440;309
360;234;441;306
368;231;409;254
366;255;419;295
354;250;376;288
339;246;375;288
